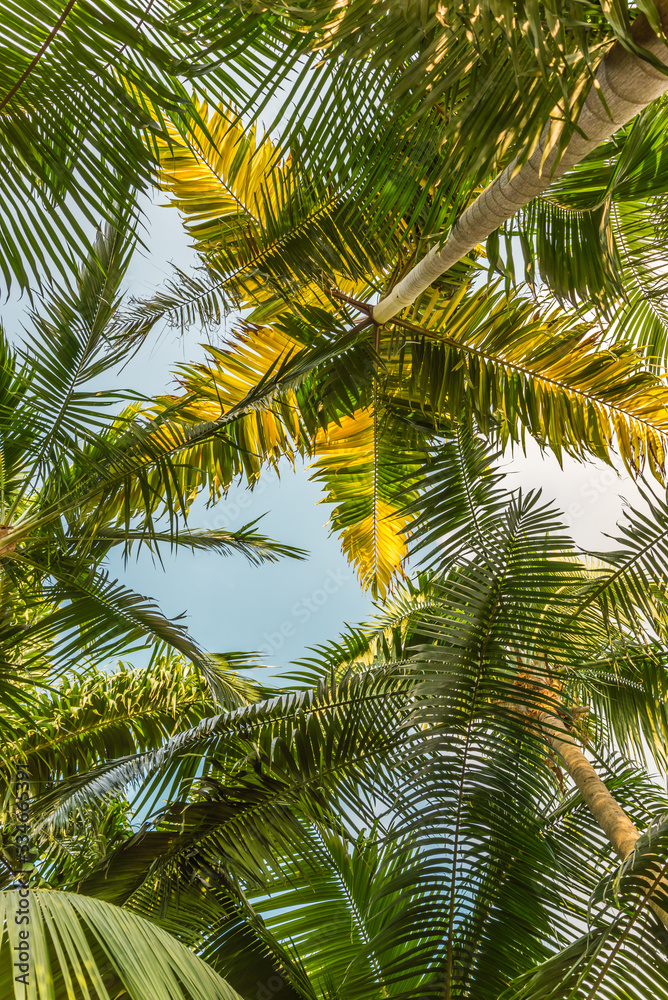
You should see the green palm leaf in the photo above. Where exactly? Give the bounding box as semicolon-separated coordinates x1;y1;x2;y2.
0;0;315;291
0;888;243;1000
23;493;668;999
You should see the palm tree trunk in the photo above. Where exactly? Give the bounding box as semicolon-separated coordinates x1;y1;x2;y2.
372;4;668;325
542;712;668;928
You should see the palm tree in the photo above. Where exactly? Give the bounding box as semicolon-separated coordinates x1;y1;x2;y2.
9;6;668;995
171;0;668;325
370;0;668;321
118;101;668;598
0;654;258;998
15;480;668;997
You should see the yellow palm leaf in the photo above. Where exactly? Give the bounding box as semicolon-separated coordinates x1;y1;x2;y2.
151;100;402;322
157;102;280;244
403;287;668;479
93;324;308;527
312;410;418;599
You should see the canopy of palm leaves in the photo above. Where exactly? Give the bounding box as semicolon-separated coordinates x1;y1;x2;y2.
169;0;668;312
8;0;667;299
0;0;315;292
10;479;668;998
14;2;668;598
10;2;668;996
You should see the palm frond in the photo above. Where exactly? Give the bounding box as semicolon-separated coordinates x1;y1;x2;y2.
92;519;306;566
401;428;506;571
495;99;668;323
34;665;411;836
309;408;424;598
120;99;406;341
0;0;323;291
185;0;668;260
399;285;668;480
0;888;242;999
15;209;138;490
4;654;217;789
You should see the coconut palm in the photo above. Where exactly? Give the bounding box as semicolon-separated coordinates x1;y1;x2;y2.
369;1;668;322
15;479;668;998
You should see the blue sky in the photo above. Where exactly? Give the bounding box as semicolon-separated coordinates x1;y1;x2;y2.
109;462;374;671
